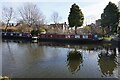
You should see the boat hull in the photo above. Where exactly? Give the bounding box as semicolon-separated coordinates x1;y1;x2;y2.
2;32;103;43
38;38;103;44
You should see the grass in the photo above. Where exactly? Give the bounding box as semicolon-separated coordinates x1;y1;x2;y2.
0;76;10;80
103;36;113;41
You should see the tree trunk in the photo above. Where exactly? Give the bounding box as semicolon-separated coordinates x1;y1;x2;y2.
5;21;9;31
75;26;77;34
102;27;105;38
108;25;111;36
70;27;72;34
5;25;8;32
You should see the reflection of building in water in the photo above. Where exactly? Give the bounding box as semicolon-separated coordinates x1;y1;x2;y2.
100;48;117;56
98;48;118;76
67;50;83;74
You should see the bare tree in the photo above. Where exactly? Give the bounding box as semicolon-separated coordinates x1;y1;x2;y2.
2;6;14;30
18;3;45;30
51;11;61;24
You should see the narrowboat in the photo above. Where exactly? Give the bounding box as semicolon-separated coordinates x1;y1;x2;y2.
2;32;32;40
2;31;103;43
38;33;103;43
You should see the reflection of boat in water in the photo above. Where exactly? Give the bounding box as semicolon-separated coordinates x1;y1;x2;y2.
32;36;38;43
98;48;118;76
67;50;83;74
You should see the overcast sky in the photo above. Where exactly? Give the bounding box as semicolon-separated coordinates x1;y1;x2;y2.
0;0;119;25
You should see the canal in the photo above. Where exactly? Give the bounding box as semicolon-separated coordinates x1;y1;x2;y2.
1;40;119;78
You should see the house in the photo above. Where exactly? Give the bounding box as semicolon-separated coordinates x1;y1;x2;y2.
49;22;68;30
117;1;120;35
95;19;101;27
46;22;69;34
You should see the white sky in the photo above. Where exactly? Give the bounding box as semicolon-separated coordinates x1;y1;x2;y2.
0;0;119;3
0;0;119;25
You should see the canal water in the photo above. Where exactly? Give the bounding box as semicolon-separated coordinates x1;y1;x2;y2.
1;40;119;78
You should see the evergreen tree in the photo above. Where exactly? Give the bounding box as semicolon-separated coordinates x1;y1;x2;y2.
101;2;120;35
68;3;84;34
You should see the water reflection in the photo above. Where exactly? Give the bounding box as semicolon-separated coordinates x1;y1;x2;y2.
67;50;83;74
98;48;118;77
2;39;119;78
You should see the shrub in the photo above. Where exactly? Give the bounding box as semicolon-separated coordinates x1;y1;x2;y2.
31;30;40;36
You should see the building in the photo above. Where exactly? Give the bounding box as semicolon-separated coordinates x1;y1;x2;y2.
87;19;101;29
88;23;96;29
45;22;69;34
118;1;120;26
95;19;101;27
49;22;68;30
118;1;120;12
118;1;120;34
